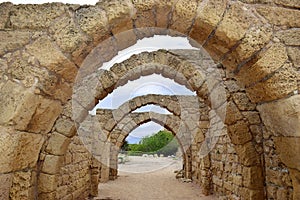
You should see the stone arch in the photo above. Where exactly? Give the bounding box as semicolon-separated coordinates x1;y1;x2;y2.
100;94;205;135
106;112;194;180
43;48;263;198
0;0;299;199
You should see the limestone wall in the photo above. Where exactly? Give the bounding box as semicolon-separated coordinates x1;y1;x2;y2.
0;0;299;198
57;136;92;200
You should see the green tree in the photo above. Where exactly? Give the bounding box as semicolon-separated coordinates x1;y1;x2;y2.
136;130;179;156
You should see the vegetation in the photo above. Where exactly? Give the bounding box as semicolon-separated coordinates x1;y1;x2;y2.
122;130;179;156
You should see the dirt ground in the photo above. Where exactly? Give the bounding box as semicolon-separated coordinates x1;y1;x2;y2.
95;156;216;200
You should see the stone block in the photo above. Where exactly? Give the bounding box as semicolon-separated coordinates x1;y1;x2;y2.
204;2;257;60
266;168;283;186
274;137;300;171
232;175;243;186
132;0;156;30
99;0;135;35
289;169;300;199
190;0;227;44
237;43;288;87
274;0;300;8
234;142;260;166
0;127;44;173
98;70;118;94
9;4;68;29
258;95;300;137
246;64;298;103
276;29;300;46
38;173;58;193
0;80;38;130
256;5;300;27
169;0;199;34
288;47;300;68
9;171;34;200
0;173;12;200
232;92;256;111
26;36;78;83
228;120;252;145
242;112;261;125
156;0;176;28
240;187;265;200
49;14;87;53
243;165;264;189
223;25;272;70
0;30;30;56
76;6;109;44
45;132;71;156
0;2;13;29
225;101;243;125
54;117;76;138
42;155;63;175
27;96;62;134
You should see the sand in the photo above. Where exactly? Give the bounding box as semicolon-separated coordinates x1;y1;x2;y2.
94;156;217;200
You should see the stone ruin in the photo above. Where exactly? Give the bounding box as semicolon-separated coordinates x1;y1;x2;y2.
0;0;299;199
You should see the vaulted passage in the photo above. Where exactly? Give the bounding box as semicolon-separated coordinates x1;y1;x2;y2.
0;0;299;200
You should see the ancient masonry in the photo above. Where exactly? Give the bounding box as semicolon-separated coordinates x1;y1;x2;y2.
0;0;299;199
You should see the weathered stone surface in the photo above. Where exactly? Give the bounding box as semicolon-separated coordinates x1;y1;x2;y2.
232;92;256;111
98;0;135;34
132;0;156;33
237;43;288;87
274;0;300;8
288;47;300;68
0;174;12;200
9;171;34;200
6;50;49;88
190;0;227;44
204;2;257;60
243;166;264;189
76;6;109;44
0;126;44;173
38;173;57;193
54;117;76;138
225;101;243;125
27;97;62;134
97;70;118;93
242;111;261;125
223;25;272;70
234;142;260;166
114;29;137;51
0;30;30;56
246;63;298;103
289;169;300;199
240;187;265;200
42;155;63;174
0;2;13;29
228;120;252;145
8;3;68;29
275;29;300;46
170;0;199;34
256;5;300;27
49;14;88;53
258;95;300;137
274;137;300;171
0;80;38;130
45;132;71;156
26;36;78;83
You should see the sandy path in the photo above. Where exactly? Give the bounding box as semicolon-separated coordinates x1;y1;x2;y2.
95;156;216;200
